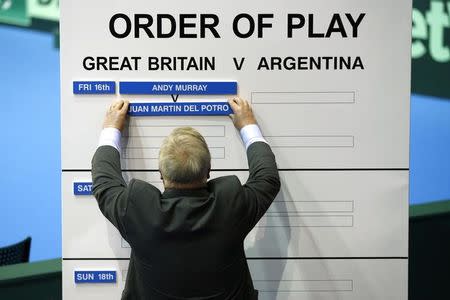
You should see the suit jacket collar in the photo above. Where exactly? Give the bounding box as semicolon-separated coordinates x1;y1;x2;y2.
162;187;209;199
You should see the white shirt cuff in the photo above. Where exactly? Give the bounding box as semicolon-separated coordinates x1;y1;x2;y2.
98;127;121;153
239;124;268;150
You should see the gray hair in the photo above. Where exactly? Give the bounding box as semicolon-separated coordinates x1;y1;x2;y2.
158;127;211;184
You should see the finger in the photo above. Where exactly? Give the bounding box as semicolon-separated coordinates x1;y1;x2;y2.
247;101;253;112
233;97;240;106
228;97;238;104
110;100;121;111
120;100;130;114
237;99;247;112
115;99;125;110
234;97;244;106
228;98;239;112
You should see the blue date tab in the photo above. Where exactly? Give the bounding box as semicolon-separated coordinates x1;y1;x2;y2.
120;81;237;95
73;182;93;195
128;102;232;116
74;271;116;284
73;81;116;94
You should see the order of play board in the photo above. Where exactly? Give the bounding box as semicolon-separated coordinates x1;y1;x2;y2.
61;0;411;299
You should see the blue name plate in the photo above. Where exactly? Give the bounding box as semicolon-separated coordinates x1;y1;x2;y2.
73;81;116;94
73;182;93;195
120;81;237;95
74;271;116;284
128;102;232;116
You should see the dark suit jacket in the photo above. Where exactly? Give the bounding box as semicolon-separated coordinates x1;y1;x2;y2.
91;142;280;300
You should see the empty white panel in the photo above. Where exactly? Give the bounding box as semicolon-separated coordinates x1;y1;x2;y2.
267;201;354;214
254;279;353;292
266;136;354;148
252;92;355;104
257;215;354;227
123;136;226;149
126;125;225;137
123;147;225;159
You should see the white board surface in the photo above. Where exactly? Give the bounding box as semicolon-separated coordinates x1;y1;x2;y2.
61;0;411;170
61;0;410;298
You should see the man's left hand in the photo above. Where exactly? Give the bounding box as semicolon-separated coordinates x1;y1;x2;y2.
103;99;130;131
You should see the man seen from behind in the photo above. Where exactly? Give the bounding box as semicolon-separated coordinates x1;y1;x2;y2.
91;97;280;299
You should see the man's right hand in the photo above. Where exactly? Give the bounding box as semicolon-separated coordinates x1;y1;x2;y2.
228;97;257;130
